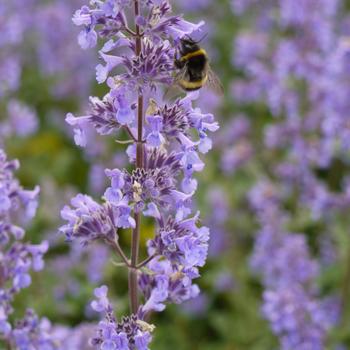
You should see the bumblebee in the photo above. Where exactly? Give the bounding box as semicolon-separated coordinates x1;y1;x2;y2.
174;36;223;94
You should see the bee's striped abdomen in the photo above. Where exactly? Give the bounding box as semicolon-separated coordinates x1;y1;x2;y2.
180;48;207;62
179;75;208;91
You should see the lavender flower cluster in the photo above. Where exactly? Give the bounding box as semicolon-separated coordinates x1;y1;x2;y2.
0;0;38;140
0;0;95;142
60;1;217;348
231;0;348;348
217;115;253;175
0;149;57;349
35;0;95;99
248;180;337;350
232;0;350;217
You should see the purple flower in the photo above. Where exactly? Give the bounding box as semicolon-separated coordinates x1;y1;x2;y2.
181;150;204;172
122;40;174;90
116;203;136;229
248;180;332;349
146;115;164;147
221;140;253;174
27;241;49;271
114;92;134;125
5;100;38;137
78;28;98;49
135;2;204;41
52;323;97;349
65;113;91;147
96;53;124;84
134;330;152;350
251;227;319;288
0;150;40;220
35;1;95;98
91;285;111;313
91;306;153;350
11;310;58;350
13;261;32;290
140;258;201;307
143;95;218;163
263;287;330;350
72;6;92;26
118;149;183;214
66;91;134;146
142;275;168;312
167;19;204;41
143;202;160;219
60;194;119;245
0;149;55;347
104;168;125;203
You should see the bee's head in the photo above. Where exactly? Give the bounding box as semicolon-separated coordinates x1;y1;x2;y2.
180;37;200;53
180;34;207;53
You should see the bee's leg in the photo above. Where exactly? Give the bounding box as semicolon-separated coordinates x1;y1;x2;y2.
174;46;185;68
174;59;185;69
174;46;179;67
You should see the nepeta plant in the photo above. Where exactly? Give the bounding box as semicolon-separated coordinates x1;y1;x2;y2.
0;0;97;144
0;0;39;141
61;0;218;348
248;180;335;350
0;149;55;349
232;0;347;348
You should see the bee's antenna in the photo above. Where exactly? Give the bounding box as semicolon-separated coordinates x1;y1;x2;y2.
197;33;208;43
183;33;208;44
183;34;193;42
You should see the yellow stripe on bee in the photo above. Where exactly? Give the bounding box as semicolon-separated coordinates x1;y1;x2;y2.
179;75;208;89
180;49;207;62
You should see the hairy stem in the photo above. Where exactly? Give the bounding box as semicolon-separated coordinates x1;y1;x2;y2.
129;0;143;315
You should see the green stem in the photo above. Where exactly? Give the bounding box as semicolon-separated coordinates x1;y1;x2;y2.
110;239;130;267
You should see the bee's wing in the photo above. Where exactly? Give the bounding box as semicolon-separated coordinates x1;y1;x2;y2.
207;65;224;95
163;66;188;100
173;64;189;85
